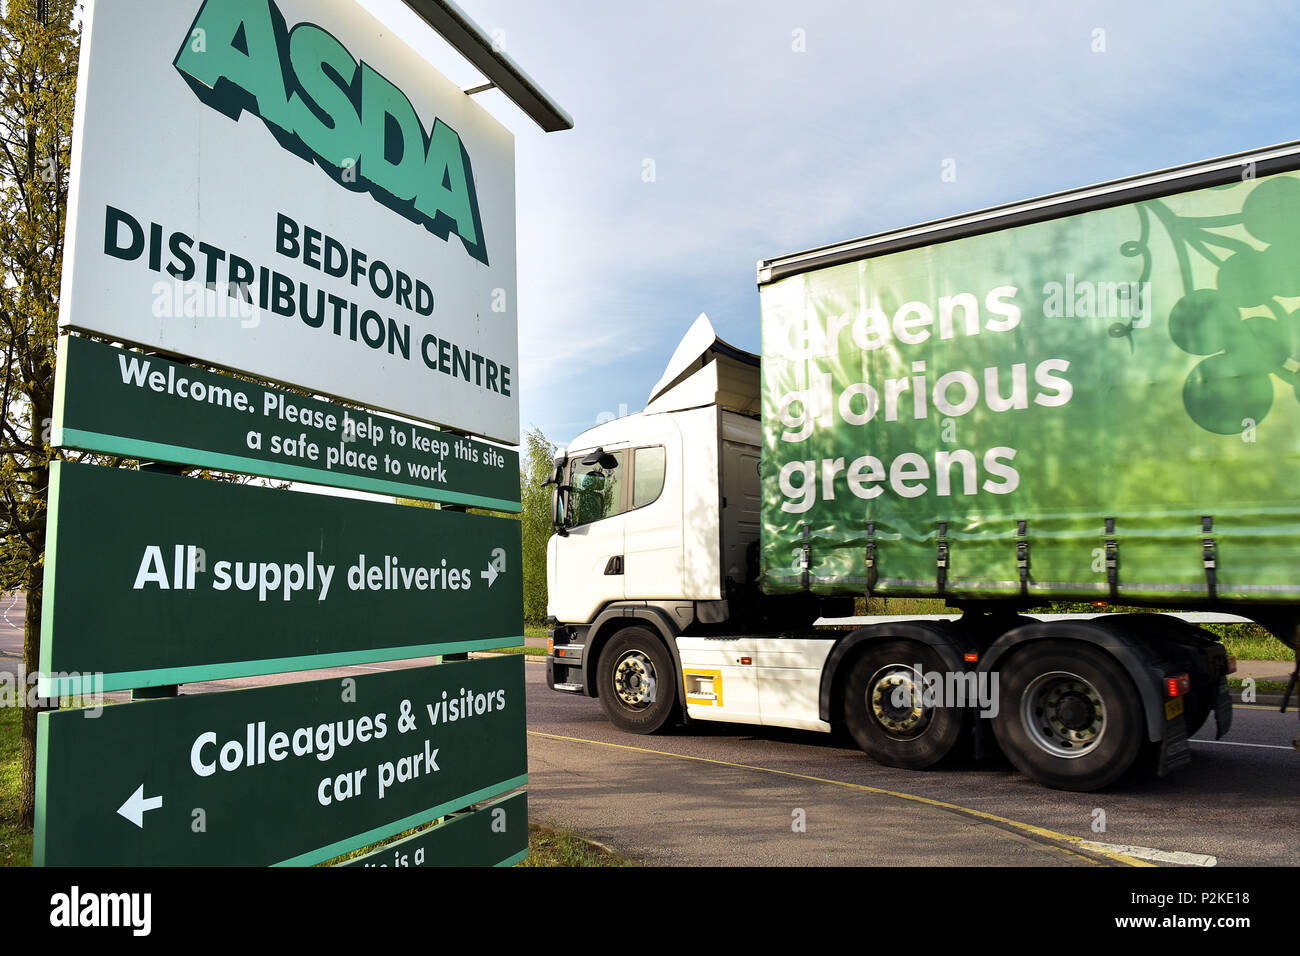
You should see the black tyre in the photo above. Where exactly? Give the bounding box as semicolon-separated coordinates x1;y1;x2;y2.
596;627;679;734
842;640;970;770
991;640;1144;792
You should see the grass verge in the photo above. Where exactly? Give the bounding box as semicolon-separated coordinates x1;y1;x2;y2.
0;705;32;867
1212;626;1295;662
518;824;633;867
1227;677;1292;696
860;597;949;616
322;821;631;867
484;645;547;657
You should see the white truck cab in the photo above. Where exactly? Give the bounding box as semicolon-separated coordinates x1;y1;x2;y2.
547;315;762;625
546;315;845;732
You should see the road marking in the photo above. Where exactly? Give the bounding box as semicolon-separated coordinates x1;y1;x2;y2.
2;592;17;629
1190;739;1295;751
1080;841;1216;867
528;730;1149;867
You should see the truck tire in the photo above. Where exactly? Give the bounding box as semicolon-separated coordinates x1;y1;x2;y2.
596;627;679;734
991;640;1143;792
842;640;969;770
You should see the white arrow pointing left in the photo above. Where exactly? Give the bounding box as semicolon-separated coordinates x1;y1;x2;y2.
117;785;163;828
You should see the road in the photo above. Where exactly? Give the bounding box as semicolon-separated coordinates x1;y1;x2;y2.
5;588;1297;866
523;660;1300;867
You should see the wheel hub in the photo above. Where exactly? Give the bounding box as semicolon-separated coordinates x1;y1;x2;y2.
868;665;931;738
613;651;657;708
1055;692;1094;730
1022;672;1106;758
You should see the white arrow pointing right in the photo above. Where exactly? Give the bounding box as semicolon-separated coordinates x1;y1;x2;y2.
480;563;499;587
117;784;164;828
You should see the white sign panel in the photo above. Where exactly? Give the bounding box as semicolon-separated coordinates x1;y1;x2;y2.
60;0;519;444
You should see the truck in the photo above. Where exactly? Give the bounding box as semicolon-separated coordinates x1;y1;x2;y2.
544;141;1300;791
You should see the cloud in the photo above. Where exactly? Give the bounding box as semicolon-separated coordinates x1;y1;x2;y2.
368;0;1300;444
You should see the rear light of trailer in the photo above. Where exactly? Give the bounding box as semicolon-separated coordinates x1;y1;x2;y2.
1165;673;1191;698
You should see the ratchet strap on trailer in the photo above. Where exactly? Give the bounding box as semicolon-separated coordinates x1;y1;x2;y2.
1016;519;1029;598
1104;518;1119;602
1202;515;1218;601
864;520;878;595
936;521;949;595
800;523;811;592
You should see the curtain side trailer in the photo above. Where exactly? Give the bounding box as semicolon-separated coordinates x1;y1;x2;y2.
546;143;1300;790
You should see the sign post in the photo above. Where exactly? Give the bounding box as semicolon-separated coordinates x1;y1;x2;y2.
53;335;522;511
61;0;520;442
40;461;523;695
36;656;527;867
38;0;571;868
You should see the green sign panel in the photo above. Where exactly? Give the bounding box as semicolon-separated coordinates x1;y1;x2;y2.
35;656;527;866
40;461;523;695
760;169;1300;602
53;335;521;512
341;791;528;867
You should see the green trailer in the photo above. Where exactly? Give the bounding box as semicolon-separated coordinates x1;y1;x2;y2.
760;145;1300;624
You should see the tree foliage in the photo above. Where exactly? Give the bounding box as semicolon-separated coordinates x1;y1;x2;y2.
396;426;556;626
519;426;556;625
0;0;80;829
0;0;76;592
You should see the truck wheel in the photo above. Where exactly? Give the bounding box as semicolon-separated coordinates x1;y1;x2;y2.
842;640;969;770
596;627;679;734
991;641;1143;792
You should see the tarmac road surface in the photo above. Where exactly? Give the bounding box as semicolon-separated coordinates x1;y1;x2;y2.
521;659;1300;867
4;589;1296;866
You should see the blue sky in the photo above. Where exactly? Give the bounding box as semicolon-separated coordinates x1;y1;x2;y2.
367;0;1300;448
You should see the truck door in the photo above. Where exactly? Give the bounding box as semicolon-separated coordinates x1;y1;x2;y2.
623;444;684;598
553;450;628;621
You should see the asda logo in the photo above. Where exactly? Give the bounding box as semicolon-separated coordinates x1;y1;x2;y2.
175;0;488;265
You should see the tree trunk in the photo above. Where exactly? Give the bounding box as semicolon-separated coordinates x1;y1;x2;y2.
19;569;50;830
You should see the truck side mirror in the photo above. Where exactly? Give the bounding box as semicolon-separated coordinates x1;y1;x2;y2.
552;483;571;537
543;457;566;488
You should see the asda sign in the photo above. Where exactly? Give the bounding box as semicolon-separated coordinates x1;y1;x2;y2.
175;0;487;266
61;0;519;442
